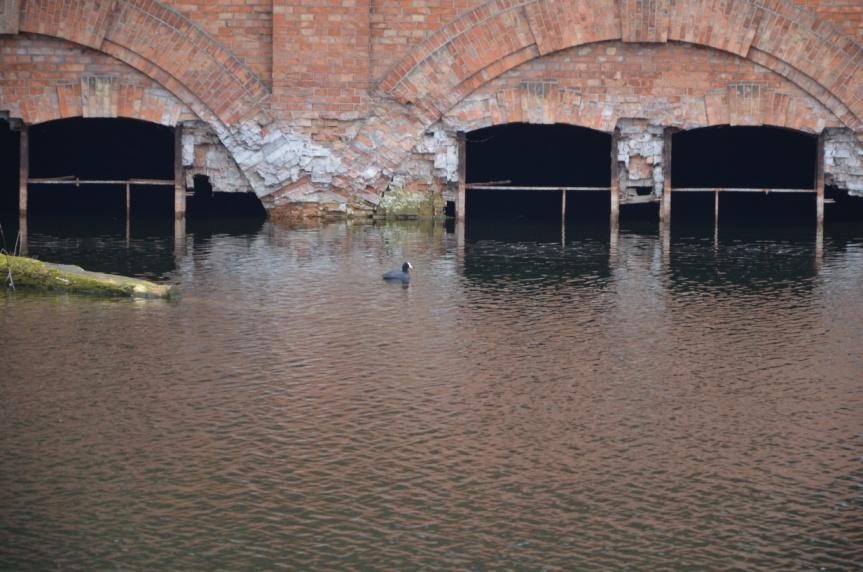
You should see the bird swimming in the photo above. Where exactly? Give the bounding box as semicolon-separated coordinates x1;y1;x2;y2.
382;261;413;282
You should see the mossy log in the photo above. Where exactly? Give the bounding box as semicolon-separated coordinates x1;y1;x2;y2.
0;255;175;299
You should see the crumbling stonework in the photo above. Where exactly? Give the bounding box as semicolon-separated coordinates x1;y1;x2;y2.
615;120;665;203
221;119;342;196
388;124;459;206
376;183;443;218
181;121;252;194
824;129;863;197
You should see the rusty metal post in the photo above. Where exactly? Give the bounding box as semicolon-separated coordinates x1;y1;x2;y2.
18;214;28;257
661;127;673;224
815;131;825;225
455;219;465;274
174;216;186;260
714;189;720;227
610;127;620;227
125;182;131;247
18;124;28;217
561;189;567;223
815;218;823;269
456;132;466;222
174;124;185;219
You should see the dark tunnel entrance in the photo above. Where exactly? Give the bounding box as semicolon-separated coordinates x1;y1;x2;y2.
671;126;818;222
0;118;265;223
0;119;19;217
26;118;174;215
466;123;611;222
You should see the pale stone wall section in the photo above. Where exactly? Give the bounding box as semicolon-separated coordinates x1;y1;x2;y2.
824;129;863;196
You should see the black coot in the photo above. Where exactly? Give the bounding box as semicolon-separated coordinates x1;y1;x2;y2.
382;261;413;282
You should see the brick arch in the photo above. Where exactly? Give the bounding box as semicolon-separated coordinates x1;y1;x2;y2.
3;88;188;127
445;84;837;135
378;0;862;133
17;0;270;130
441;41;844;135
0;32;193;126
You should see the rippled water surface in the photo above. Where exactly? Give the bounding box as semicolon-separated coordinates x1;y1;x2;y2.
1;216;862;569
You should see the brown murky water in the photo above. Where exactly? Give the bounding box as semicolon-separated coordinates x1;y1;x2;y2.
1;218;861;569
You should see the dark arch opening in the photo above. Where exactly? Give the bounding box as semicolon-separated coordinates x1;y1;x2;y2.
31;117;174;181
1;117;265;224
188;174;266;218
0;119;19;218
671;126;817;221
25;117;174;216
466;123;611;222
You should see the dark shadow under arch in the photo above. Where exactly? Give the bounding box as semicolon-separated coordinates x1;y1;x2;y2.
0;119;20;216
672;125;816;190
671;125;819;222
466;123;611;221
30;117;174;181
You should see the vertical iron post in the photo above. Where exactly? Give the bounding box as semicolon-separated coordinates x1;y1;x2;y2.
174;124;186;219
561;189;567;223
815;131;825;225
610;127;620;227
18;125;28;217
660;127;673;224
456;131;466;222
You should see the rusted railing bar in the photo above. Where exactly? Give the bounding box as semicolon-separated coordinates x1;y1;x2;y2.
465;185;610;191
28;178;175;186
673;187;815;194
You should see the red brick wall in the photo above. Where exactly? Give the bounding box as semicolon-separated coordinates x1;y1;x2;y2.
370;0;862;84
3;0;860;127
446;42;840;133
0;34;192;125
163;0;273;89
370;0;484;79
789;0;863;40
273;0;371;119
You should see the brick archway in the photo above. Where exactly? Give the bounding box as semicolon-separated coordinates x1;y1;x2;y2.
378;0;862;133
4;0;300;200
17;0;270;131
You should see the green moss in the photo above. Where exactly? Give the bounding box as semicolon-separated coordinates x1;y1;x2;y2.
0;255;175;299
376;186;441;219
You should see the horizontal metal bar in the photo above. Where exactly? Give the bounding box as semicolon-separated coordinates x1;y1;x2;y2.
465;185;610;191
673;187;815;194
28;178;175;186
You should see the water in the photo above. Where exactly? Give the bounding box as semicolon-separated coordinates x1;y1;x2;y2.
1;216;861;569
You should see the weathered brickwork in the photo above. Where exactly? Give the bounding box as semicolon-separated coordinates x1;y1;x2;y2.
789;0;863;40
273;0;371;119
164;0;273;89
181;121;254;195
370;0;485;79
444;42;840;133
0;0;19;34
0;0;861;218
0;34;193;125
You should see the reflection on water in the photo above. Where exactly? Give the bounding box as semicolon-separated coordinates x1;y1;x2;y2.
1;215;861;569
